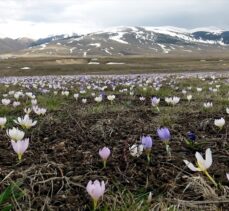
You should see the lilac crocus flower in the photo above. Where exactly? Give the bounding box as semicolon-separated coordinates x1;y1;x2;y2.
99;147;111;168
11;138;29;160
151;97;160;107
157;127;171;143
86;180;105;210
141;136;153;149
141;135;153;162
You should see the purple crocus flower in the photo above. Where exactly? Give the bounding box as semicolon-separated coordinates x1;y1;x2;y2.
141;135;153;149
157;127;171;142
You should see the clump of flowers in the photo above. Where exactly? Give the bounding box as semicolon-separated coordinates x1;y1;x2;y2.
86;180;105;210
183;148;217;187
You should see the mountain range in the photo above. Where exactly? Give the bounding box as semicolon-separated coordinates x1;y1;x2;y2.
1;26;229;57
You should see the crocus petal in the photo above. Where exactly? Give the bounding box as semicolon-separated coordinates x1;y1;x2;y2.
205;148;212;169
184;160;199;171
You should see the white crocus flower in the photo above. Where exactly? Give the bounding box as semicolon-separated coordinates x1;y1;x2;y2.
226;107;229;114
139;96;145;101
13;101;21;107
95;96;103;103
24;108;32;115
227;173;229;181
203;102;213;109
165;97;172;105
2;99;11;105
107;95;115;101
14;115;37;129
187;95;192;102
196;87;202;92
73;93;79;100
184;148;217;187
129;144;143;157
33;106;47;115
82;98;87;104
184;148;212;172
171;96;180;106
214;117;225;129
0;117;7;128
7;127;25;141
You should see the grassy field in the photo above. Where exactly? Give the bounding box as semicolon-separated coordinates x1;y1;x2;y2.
0;71;228;210
0;56;229;76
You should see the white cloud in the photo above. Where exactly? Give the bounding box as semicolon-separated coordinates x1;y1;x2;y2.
0;0;228;39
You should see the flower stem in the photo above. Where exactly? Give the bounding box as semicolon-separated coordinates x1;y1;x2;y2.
93;200;97;210
103;160;107;168
204;170;218;187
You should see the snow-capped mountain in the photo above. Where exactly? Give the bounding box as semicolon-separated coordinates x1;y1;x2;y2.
2;26;229;56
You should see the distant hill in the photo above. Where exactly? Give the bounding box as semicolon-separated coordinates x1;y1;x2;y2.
1;27;229;56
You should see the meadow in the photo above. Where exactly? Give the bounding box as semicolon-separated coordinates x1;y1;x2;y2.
0;60;228;210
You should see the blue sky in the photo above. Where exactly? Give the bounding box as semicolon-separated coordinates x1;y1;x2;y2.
0;0;228;38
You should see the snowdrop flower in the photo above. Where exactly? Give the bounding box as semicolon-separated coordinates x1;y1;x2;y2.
107;95;115;101
7;127;25;141
86;180;105;210
214;117;225;130
0;117;7;128
11;138;29;161
183;148;217;187
129;144;143;157
226;107;229;114
99;147;111;168
203;102;213;109
82;98;87;104
187;95;192;102
14;115;37;129
95;96;103;103
2;99;11;105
